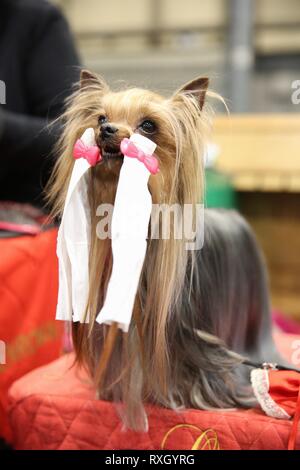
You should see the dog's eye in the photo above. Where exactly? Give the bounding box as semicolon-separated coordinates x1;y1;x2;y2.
140;120;156;134
98;115;107;125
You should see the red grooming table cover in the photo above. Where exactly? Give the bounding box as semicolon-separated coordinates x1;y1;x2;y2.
0;229;63;441
7;332;300;450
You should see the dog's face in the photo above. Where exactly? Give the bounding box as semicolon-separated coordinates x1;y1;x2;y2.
95;88;163;162
61;71;209;206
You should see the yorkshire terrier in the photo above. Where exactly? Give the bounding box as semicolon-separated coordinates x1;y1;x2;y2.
49;70;252;430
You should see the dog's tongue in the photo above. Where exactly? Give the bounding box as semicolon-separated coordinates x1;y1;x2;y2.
96;133;157;331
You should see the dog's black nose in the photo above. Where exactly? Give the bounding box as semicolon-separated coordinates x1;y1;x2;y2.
101;123;118;140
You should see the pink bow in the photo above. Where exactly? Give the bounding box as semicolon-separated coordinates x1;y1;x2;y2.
73;138;102;167
120;138;159;174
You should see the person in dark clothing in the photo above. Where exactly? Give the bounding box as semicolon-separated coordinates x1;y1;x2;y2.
0;0;80;206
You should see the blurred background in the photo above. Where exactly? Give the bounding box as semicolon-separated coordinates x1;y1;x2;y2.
53;0;300;113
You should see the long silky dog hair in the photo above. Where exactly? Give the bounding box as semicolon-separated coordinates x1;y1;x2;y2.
48;71;279;429
191;209;283;379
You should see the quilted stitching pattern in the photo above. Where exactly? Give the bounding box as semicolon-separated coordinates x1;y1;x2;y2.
0;229;63;442
8;354;300;450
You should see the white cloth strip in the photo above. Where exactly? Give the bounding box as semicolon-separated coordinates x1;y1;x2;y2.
96;134;156;332
56;128;94;323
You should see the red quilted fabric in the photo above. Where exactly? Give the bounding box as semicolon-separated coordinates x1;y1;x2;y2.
0;229;64;442
7;336;300;450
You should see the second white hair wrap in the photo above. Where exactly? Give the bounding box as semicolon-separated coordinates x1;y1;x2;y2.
56;129;156;332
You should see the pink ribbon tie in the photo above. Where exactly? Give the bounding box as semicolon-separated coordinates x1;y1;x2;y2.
120;138;159;174
73;138;101;167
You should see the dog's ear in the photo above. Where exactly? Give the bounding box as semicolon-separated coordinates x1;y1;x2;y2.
80;69;108;91
176;77;209;110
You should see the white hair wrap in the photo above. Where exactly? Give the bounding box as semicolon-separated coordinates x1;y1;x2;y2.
56;129;156;332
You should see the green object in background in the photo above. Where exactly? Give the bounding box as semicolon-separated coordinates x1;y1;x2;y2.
205;169;238;209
